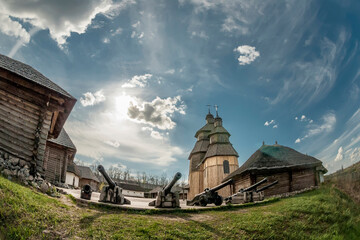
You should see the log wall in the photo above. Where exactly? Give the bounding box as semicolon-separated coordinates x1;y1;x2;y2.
292;168;316;191
255;172;290;196
203;156;238;197
0;79;52;172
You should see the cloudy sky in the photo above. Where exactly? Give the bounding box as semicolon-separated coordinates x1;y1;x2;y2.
0;0;359;177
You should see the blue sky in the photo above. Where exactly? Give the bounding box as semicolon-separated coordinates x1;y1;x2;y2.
0;0;359;178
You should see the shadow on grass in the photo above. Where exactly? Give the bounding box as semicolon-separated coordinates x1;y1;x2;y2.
75;197;281;216
79;212;103;229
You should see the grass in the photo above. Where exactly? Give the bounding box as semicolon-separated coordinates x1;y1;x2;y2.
0;175;359;239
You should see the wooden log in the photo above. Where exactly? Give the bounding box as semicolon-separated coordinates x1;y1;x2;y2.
0;94;40;120
0;103;39;126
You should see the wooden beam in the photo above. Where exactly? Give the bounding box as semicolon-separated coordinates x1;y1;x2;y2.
50;111;59;134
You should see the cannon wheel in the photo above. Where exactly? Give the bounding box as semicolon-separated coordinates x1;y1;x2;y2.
199;196;207;206
214;195;223;206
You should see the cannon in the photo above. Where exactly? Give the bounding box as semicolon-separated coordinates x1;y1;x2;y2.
225;178;278;204
187;179;233;206
97;165;131;205
80;184;92;200
149;172;182;208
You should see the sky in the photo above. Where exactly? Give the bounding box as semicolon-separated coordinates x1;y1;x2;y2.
0;0;359;178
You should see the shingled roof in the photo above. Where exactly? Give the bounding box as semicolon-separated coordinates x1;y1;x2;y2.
78;166;99;182
223;144;327;182
203;143;239;159
48;128;76;150
188;139;209;159
0;54;73;98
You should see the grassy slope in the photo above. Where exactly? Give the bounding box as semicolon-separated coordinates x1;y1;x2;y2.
0;176;359;240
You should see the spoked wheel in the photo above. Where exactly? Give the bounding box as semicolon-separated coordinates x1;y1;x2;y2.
214;195;223;206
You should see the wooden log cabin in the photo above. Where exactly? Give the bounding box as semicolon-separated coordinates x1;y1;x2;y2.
43;128;77;184
0;54;76;176
223;142;328;197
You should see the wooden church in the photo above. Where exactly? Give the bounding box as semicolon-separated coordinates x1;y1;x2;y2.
188;109;239;200
187;110;328;200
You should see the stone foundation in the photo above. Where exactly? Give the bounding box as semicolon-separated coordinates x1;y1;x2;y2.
0;150;54;195
267;186;319;199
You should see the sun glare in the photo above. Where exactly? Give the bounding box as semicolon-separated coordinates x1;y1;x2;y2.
114;92;136;119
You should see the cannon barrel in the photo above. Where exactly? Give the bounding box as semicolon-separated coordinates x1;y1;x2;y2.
240;178;268;193
256;180;278;192
163;172;182;195
97;165;116;189
209;179;233;193
83;184;92;194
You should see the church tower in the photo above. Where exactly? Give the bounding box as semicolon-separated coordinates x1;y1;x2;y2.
202;111;239;197
187;111;214;200
187;107;239;200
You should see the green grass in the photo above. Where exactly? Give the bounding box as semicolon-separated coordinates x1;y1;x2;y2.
0;175;359;239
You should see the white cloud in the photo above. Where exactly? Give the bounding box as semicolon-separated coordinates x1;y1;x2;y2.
142;127;164;140
234;45;260;65
80;90;106;107
103;37;110;44
264;119;275;126
334;147;344;162
296;112;336;143
270;30;348;107
105;140;121;148
0;0;134;48
128;95;186;130
295;114;313;123
0;14;30;43
191;31;208;39
110;27;122;36
273;125;278;129
295;138;301;143
65;90;185;167
122;74;152;88
165;69;175;74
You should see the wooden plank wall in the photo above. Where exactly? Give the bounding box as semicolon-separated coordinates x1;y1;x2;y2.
292;168;316;191
255;172;290;196
233;173;251;191
44;144;65;183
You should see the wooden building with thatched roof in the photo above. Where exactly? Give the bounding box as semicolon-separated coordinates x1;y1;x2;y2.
223;143;328;197
43;128;76;184
0;54;76;176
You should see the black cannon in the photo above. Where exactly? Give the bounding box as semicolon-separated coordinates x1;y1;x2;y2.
225;178;278;204
80;184;92;200
187;179;233;206
149;172;182;208
97;165;131;205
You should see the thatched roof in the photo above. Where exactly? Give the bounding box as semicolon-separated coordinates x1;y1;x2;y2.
78;166;99;182
48;129;76;150
223;144;327;182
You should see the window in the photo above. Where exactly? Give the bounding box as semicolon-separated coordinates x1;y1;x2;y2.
223;160;229;174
